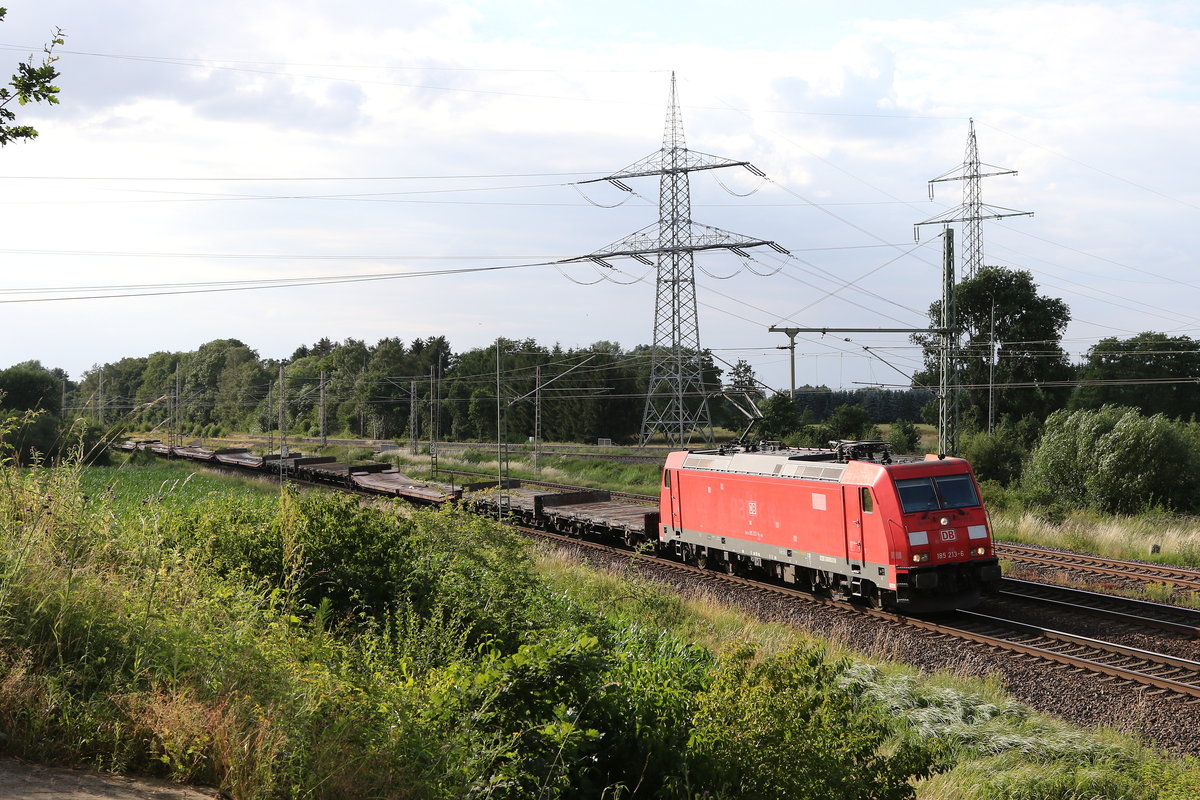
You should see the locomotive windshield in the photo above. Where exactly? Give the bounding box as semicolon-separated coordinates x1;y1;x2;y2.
895;474;980;513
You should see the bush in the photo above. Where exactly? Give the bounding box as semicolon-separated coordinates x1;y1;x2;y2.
887;419;921;454
960;427;1027;486
1023;406;1200;514
683;645;937;800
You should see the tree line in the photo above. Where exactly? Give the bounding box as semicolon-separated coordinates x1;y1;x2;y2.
6;266;1200;479
0;340;932;450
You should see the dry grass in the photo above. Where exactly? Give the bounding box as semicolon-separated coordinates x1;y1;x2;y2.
993;510;1200;568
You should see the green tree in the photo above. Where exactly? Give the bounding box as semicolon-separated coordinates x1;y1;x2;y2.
0;364;60;414
133;351;182;428
756;393;799;440
0;9;64;144
823;404;873;441
1024;406;1200;514
959;425;1027;486
181;339;260;431
887;418;921;454
1071;332;1200;418
215;349;268;433
914;267;1073;425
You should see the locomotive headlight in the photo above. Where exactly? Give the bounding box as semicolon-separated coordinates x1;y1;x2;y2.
912;553;929;563
972;546;987;556
939;516;950;526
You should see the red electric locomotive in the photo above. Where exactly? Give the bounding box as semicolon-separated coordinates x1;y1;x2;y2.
659;441;1002;611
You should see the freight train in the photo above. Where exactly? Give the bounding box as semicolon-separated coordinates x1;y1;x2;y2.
117;438;1002;612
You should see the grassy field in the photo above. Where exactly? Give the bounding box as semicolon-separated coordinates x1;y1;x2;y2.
2;450;1200;798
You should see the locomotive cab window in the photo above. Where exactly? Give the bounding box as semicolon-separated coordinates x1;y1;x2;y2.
663;470;671;488
934;474;979;508
896;474;980;513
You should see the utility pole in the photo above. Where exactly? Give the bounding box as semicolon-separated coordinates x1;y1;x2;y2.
916;119;1032;280
98;367;104;426
174;364;181;446
938;228;958;456
495;339;508;518
319;369;327;447
533;365;541;472
762;232;956;452
569;73;787;448
409;379;419;455
278;363;287;459
988;301;996;434
767;326;801;399
429;364;439;476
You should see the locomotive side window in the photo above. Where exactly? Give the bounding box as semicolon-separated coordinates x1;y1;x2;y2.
860;487;874;513
896;474;980;513
663;470;671;488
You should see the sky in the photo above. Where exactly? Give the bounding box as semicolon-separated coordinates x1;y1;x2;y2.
2;0;1199;397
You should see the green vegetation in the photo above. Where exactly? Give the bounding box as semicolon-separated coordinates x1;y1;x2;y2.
1023;406;1200;515
0;8;65;145
541;551;1200;800
4;416;1200;798
2;452;937;798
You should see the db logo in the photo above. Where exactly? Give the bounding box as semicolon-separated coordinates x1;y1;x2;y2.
940;529;957;541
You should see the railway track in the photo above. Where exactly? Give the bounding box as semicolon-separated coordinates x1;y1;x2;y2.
521;524;1200;700
939;609;1200;698
996;542;1200;591
998;578;1200;637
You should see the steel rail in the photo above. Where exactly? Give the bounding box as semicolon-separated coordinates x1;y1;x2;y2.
945;609;1200;698
998;578;1200;637
996;542;1200;591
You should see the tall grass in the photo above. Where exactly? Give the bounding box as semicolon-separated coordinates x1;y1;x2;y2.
991;509;1200;569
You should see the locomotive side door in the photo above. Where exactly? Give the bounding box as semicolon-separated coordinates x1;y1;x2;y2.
843;485;866;572
668;469;683;534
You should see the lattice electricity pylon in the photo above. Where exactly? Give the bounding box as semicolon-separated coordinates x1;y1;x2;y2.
565;73;787;447
916;118;1032;280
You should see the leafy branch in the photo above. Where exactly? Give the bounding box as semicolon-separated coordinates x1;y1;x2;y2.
0;7;65;145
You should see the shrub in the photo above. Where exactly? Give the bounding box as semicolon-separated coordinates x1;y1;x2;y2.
1024;406;1200;514
683;645;937;800
887;418;921;454
960;427;1027;486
